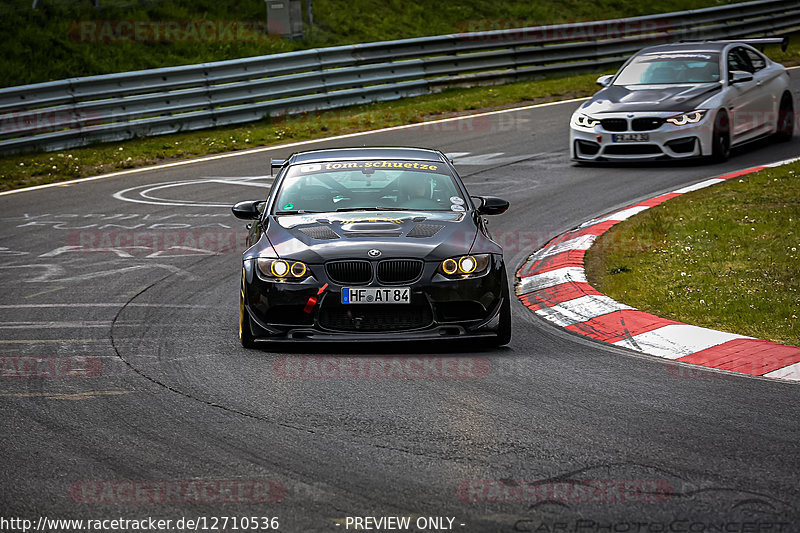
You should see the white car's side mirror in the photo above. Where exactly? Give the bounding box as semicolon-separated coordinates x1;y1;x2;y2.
729;70;754;84
596;75;614;87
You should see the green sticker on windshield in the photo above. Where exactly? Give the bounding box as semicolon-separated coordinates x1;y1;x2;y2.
283;203;294;210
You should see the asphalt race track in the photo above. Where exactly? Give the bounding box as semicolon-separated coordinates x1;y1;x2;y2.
1;71;800;532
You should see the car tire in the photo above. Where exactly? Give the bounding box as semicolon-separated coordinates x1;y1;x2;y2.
710;110;730;163
775;94;794;142
240;271;256;349
493;273;512;347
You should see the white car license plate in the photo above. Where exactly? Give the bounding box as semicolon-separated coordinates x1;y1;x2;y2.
342;287;410;304
612;133;649;142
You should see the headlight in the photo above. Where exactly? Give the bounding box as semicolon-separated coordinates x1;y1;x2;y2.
256;258;310;280
438;254;491;279
666;110;707;126
573;114;600;128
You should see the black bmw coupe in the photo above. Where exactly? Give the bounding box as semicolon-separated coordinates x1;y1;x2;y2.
232;147;511;347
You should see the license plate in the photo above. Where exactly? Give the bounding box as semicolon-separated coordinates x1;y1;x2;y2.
612;133;649;142
341;287;410;304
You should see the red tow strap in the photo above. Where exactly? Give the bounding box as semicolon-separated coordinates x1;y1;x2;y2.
303;283;328;314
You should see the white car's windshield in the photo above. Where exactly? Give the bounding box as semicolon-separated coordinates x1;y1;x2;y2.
614;52;721;85
273;160;467;214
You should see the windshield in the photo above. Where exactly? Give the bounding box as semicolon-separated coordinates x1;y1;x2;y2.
272;160;467;214
614;52;721;85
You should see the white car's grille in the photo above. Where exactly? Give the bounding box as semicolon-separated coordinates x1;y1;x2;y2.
600;118;627;131
632;117;665;131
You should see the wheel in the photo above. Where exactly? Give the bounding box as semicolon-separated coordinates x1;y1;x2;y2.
775;94;794;142
710;110;730;163
493;273;512;347
240;269;256;349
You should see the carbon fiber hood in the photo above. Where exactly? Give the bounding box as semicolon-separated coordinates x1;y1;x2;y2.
582;83;722;114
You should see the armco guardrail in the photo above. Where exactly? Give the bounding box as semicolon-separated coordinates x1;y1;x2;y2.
1;0;799;154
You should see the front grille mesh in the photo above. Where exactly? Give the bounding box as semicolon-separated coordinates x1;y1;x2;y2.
325;261;372;284
604;144;662;155
600;118;627;132
377;259;423;284
319;303;433;331
632;117;665;131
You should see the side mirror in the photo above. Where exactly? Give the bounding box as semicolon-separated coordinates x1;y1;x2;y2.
596;74;614;87
472;196;509;216
232;200;263;220
729;71;754;84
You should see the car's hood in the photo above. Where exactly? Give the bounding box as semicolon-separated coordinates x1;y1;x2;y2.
260;210;480;263
582;83;722;114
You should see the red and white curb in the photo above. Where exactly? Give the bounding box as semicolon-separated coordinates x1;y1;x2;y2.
515;158;800;382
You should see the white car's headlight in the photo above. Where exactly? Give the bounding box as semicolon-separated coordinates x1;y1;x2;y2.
666;110;707;126
573;114;600;128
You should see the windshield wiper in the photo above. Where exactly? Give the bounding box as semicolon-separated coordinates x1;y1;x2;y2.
335;207;414;212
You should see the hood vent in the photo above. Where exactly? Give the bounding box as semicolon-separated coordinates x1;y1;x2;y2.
407;224;445;238
298;225;340;240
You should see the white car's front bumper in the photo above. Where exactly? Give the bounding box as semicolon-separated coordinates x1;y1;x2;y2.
569;112;715;161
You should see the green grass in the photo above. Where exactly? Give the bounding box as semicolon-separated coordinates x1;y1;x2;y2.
585;163;800;347
0;69;606;191
0;0;743;87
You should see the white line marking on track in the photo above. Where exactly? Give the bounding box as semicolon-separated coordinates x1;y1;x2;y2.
113;176;272;207
0;264;67;282
0;391;133;400
0;303;214;308
0;339;106;343
0;321;113;329
0;264;198;283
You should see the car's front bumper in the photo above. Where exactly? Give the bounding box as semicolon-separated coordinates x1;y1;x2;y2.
569;113;714;161
242;255;506;342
